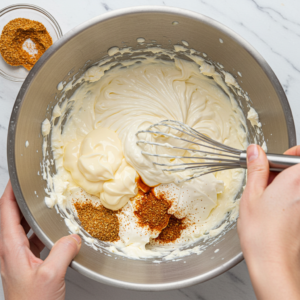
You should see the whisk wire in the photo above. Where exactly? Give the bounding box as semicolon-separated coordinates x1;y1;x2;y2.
136;119;244;182
148;120;242;154
141;151;240;163
177;166;241;182
137;140;240;159
137;129;237;156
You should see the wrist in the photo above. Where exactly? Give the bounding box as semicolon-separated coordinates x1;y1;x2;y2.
245;253;300;300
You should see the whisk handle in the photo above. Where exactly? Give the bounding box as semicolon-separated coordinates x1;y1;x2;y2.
239;152;300;172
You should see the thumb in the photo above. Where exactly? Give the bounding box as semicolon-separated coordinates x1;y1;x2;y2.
243;144;269;201
42;234;81;278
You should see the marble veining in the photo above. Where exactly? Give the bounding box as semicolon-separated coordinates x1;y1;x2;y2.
1;0;300;299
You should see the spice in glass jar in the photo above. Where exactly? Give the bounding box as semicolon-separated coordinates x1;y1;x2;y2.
0;18;53;70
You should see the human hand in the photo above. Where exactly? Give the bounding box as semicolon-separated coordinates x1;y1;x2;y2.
0;181;82;300
238;145;300;300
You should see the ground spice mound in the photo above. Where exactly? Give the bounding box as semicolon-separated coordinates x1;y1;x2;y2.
134;190;171;231
0;18;53;70
134;177;187;243
155;215;187;243
74;201;119;242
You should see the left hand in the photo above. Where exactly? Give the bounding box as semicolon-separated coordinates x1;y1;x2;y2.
0;181;82;300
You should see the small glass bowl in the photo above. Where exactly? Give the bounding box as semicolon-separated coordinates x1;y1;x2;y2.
0;4;63;82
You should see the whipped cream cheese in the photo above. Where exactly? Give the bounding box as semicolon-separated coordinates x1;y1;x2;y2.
42;44;265;260
63;126;137;210
41;118;51;136
100;159;137;210
247;107;262;127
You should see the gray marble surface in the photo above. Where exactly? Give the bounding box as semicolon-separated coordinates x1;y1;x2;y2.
1;0;300;299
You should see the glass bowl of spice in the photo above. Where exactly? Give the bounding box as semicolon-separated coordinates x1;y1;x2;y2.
0;4;62;81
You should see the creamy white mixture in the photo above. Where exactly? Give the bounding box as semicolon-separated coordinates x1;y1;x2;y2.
42;44;264;259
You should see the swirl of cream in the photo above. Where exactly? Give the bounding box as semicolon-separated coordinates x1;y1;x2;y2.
64;127;123;196
92;59;247;186
100;159;138;210
78;127;122;181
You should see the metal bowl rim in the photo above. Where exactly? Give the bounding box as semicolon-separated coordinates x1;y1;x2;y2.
7;5;296;291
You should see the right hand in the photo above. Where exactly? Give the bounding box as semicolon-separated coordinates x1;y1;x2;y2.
238;145;300;300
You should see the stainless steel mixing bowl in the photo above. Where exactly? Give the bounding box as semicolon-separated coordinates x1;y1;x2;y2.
7;6;296;291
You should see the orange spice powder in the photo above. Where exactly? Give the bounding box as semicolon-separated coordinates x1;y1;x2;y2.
0;18;53;70
134;191;171;232
155;215;187;243
136;176;151;193
134;177;186;243
73;177;187;244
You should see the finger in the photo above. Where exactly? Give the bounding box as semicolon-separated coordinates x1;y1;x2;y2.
243;145;269;201
41;235;81;277
17;206;31;235
21;217;31;235
267;171;278;185
0;181;22;238
267;145;300;185
284;145;300;156
29;233;45;258
268;145;300;185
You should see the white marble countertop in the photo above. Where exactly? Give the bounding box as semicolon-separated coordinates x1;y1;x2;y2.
1;0;300;299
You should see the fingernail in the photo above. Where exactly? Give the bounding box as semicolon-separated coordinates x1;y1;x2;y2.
247;144;259;162
70;234;81;245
